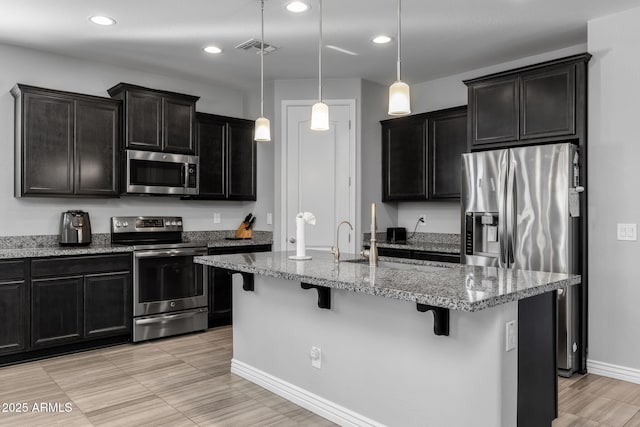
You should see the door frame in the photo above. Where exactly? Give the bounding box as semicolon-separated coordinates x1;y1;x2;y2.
280;99;357;253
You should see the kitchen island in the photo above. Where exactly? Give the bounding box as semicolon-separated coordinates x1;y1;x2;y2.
195;250;580;427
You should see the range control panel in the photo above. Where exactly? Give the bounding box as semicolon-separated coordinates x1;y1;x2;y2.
111;216;183;233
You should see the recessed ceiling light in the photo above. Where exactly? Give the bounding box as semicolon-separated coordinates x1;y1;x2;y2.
204;46;222;54
89;16;116;26
372;35;392;44
286;1;310;13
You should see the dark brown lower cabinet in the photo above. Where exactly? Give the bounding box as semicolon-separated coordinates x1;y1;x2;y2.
84;272;131;338
207;244;272;327
31;276;84;349
375;246;460;264
0;275;28;356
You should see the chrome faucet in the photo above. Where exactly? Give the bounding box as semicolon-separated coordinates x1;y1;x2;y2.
360;203;378;267
330;221;353;262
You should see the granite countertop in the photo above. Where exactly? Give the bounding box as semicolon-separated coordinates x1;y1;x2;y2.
0;231;273;259
194;250;580;312
364;232;461;254
374;241;460;254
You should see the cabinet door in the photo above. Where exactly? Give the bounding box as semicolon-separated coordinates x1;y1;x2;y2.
0;281;27;356
75;100;120;196
469;77;519;146
208;268;232;327
31;276;83;348
163;97;196;154
520;65;575;140
227;119;257;200
22;92;74;195
196;118;226;198
429;108;467;199
84;272;131;338
126;91;162;150
382;116;428;201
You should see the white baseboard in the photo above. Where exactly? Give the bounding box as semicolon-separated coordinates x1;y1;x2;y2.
587;359;640;384
230;359;385;427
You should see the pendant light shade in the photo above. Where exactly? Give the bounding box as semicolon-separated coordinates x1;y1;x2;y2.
388;0;411;116
388;81;411;116
310;0;329;131
255;116;271;141
255;0;271;142
310;102;329;131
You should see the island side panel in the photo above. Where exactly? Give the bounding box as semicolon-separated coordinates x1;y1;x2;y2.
231;274;519;427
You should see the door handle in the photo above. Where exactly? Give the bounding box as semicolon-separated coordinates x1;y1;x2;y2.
289;237;296;243
506;162;516;266
136;311;202;325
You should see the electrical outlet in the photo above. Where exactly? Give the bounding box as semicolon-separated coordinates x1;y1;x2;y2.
213;213;221;224
310;346;322;369
267;213;273;225
617;223;637;241
419;215;427;225
505;320;516;352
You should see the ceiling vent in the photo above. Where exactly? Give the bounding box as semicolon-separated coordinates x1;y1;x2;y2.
235;38;278;54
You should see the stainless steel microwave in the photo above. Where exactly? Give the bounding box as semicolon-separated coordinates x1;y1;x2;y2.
124;149;199;196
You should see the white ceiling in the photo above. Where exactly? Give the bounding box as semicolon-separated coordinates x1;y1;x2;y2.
1;0;639;91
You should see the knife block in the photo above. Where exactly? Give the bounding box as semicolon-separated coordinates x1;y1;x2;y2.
235;223;253;239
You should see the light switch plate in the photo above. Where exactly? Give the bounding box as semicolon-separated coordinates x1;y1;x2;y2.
267;213;273;225
213;213;221;224
617;223;637;241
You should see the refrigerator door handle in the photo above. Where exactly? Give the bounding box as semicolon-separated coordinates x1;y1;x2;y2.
506;161;516;266
498;154;509;268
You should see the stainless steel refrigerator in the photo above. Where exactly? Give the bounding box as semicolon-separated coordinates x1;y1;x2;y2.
460;142;582;377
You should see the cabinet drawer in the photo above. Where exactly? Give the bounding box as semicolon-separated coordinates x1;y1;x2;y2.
32;254;131;278
0;260;26;281
412;251;460;264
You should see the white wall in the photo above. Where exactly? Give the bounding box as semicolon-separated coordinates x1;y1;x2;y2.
0;43;275;235
396;43;588;234
587;7;640;375
361;79;396;233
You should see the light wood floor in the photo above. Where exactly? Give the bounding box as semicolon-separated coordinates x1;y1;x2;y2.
0;327;335;426
2;328;640;427
555;373;640;426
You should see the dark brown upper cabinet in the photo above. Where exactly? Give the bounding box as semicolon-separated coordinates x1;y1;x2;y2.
465;53;591;151
429;106;468;199
108;83;199;154
381;105;467;202
12;84;120;197
189;113;256;201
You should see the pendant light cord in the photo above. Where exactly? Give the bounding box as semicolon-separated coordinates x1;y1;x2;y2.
396;0;402;82
260;0;265;117
318;0;323;102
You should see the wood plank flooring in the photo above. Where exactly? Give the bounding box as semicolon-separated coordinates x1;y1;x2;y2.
1;326;639;426
0;327;335;426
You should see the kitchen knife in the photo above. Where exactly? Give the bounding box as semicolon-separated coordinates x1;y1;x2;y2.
243;213;253;223
246;217;256;230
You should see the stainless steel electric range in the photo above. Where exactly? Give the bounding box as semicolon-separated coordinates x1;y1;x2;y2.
111;216;208;342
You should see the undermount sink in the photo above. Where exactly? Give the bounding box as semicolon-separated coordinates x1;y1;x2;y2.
344;259;450;273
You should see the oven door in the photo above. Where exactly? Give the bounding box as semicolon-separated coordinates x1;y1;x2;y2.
125;149;199;195
133;247;207;316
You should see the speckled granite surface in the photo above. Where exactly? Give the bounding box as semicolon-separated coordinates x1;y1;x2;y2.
0;231;272;259
363;232;461;254
194;250;580;312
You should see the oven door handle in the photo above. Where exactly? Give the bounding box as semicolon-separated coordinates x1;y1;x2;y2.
136;311;203;325
134;248;207;258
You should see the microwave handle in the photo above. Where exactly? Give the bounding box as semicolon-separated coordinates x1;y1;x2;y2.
183;164;188;187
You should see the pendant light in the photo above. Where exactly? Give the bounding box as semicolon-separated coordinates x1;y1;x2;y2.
388;0;411;116
310;0;329;131
254;0;271;142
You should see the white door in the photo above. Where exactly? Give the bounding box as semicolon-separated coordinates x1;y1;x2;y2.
281;99;356;253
